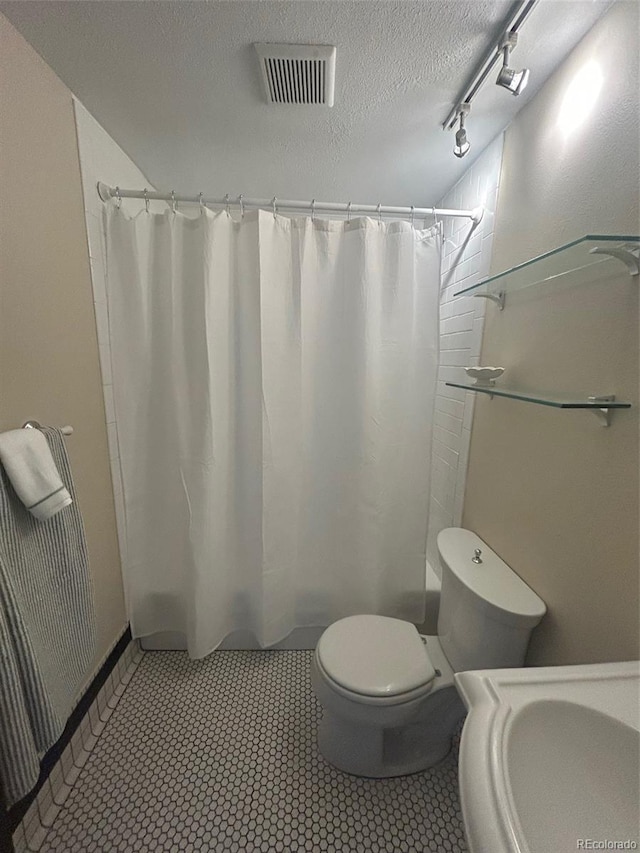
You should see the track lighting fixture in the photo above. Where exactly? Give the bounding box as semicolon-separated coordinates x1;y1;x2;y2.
453;103;471;158
496;32;530;96
442;0;538;158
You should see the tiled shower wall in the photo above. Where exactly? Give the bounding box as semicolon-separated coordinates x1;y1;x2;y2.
73;100;157;579
427;134;504;575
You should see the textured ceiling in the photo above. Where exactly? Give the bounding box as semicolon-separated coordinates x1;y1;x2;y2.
1;0;612;206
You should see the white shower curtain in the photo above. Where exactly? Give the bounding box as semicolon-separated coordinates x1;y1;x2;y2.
106;206;440;657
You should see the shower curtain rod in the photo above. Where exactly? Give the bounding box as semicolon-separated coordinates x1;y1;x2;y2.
96;182;483;223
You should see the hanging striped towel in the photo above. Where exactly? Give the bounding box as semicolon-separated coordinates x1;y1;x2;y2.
0;427;96;805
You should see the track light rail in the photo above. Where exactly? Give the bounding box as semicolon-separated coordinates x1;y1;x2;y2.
442;0;540;131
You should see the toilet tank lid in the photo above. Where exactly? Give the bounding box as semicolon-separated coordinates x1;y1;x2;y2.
317;616;436;697
437;528;546;623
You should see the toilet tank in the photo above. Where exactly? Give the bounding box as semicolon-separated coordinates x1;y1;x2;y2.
436;528;546;672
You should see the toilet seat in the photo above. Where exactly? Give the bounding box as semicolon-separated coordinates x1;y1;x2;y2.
316;615;436;702
314;653;436;707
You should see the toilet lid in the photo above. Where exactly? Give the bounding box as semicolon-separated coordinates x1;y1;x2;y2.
317;615;436;697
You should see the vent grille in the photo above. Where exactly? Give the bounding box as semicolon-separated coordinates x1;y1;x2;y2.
264;57;327;105
255;44;336;107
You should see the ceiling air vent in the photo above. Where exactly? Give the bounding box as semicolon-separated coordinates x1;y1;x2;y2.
254;43;336;107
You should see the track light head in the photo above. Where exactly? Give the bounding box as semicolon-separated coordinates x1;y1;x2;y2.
454;126;470;158
496;31;530;96
453;105;471;158
496;63;530;96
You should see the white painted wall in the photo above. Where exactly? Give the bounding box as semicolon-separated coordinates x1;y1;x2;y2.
0;16;126;689
73;101;157;582
426;135;504;576
484;1;639;264
465;0;639;666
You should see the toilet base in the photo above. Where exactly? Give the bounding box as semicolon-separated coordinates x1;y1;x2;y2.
316;685;466;778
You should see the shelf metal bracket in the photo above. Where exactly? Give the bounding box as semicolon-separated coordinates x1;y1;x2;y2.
589;246;639;276
473;290;505;311
588;395;616;427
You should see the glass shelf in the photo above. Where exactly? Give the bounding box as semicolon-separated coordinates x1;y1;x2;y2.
445;382;632;426
454;234;640;299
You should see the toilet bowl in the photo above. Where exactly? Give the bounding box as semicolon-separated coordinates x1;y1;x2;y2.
311;616;466;776
312;528;546;777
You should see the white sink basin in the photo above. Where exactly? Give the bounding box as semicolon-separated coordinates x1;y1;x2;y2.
455;661;640;853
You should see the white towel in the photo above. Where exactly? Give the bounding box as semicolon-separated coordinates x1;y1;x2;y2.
0;429;72;521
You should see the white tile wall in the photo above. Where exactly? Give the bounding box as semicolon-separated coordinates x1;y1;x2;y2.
73;100;157;577
427;135;504;575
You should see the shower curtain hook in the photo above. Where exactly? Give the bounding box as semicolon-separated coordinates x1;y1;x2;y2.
272;197;277;219
410;205;415;227
224;194;231;217
377;202;382;223
347;201;352;222
311;199;316;221
115;186;122;210
199;192;205;215
239;194;244;219
143;188;149;214
171;190;177;214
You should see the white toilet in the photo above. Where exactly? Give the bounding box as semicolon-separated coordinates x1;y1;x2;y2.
311;527;546;777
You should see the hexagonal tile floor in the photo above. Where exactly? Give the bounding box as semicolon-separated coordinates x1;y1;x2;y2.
40;650;467;852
